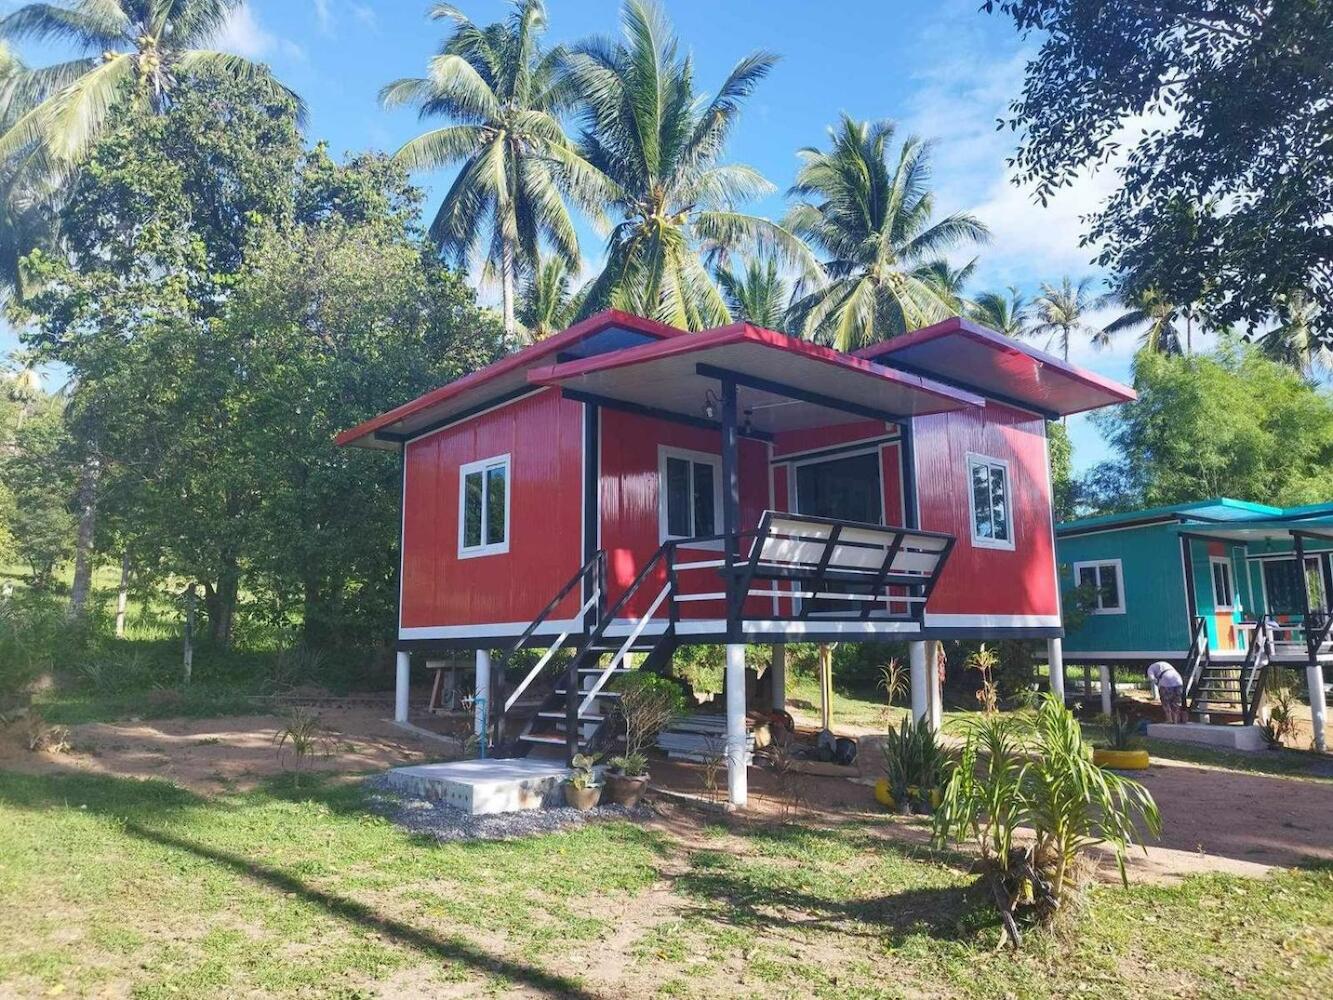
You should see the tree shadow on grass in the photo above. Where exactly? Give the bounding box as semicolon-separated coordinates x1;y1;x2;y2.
0;769;598;998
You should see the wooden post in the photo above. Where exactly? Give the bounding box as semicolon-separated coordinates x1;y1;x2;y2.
182;585;196;685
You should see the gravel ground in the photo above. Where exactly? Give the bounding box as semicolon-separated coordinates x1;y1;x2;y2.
362;773;652;841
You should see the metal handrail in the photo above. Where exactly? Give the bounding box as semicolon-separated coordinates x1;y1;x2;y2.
1182;615;1210;708
1237;618;1270;725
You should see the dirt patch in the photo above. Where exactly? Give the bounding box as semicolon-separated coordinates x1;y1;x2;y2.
0;708;464;794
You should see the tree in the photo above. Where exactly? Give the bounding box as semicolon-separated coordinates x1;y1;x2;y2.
1096;288;1188;357
1030;276;1103;362
518;254;579;341
985;1;1333;346
785;116;988;350
566;0;813;330
1045;420;1074;522
0;0;302;170
921;258;977;316
970;287;1030;337
716;256;788;329
1257;290;1330;375
0;396;75;588
381;0;596;339
1083;342;1333;512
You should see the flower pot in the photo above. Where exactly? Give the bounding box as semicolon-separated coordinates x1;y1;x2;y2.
564;781;602;810
605;772;649;807
873;778;895;810
1093;748;1150;770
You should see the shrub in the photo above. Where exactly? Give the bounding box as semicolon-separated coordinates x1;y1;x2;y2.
613;671;686;761
880;718;947;813
1261;673;1300;749
877;658;908;708
967;644;1000;715
933;696;1160;948
568;752;599;789
609;751;648;777
272;708;337;787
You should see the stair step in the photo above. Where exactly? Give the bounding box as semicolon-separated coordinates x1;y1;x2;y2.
577;666;632;674
554;689;620;698
519;733;570;745
537;711;605;721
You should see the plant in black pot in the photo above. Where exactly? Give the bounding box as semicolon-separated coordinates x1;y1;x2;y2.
564;753;602;811
606;673;685;806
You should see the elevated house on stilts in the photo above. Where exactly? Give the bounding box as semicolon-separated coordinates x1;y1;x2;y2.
337;312;1136;808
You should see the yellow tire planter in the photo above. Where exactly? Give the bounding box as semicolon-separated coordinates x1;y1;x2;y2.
874;779;943;811
1093;748;1150;770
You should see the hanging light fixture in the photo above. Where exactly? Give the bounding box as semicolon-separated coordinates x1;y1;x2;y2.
702;388;720;421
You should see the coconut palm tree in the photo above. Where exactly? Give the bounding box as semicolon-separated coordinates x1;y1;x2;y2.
517;254;580;342
970;287;1030;338
1095;288;1185;357
383;1;602;338
1258;290;1330;374
921;258;977;317
1031;276;1106;362
0;1;303;170
785;116;989;351
716;256;788;329
565;0;814;330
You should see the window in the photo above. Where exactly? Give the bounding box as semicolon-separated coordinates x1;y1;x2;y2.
1073;559;1125;614
1261;557;1324;615
1210;557;1234;611
458;454;509;557
967;454;1014;550
659;447;720;542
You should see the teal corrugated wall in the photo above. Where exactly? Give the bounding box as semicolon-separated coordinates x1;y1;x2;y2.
1057;523;1190;656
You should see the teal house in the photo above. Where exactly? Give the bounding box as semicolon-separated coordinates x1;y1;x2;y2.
1056;499;1333;666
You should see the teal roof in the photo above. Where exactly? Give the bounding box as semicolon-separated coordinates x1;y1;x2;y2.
1058;497;1282;535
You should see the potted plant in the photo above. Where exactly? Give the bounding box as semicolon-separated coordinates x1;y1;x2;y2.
563;753;602;810
606;751;650;807
606;673;685;805
1092;713;1150;769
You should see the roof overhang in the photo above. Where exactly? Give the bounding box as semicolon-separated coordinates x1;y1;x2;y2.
528;322;984;435
1175;517;1333;545
856;317;1136;418
335;311;688;450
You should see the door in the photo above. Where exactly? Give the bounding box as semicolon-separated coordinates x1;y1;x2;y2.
794;451;883;613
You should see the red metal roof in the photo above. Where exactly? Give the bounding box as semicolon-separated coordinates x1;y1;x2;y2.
335;310;687;449
854;316;1136;418
527;322;983;433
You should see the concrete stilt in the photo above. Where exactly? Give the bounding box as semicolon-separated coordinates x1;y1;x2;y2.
1046;638;1065;704
925;640;943;731
394;650;410;723
771;643;786;711
1307;663;1327;753
1099;663;1114;716
909;640;928;725
474;648;491;755
726;643;748;807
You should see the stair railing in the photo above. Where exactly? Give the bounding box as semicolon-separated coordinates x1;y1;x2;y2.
1304;610;1333;661
1237;618;1270;726
490;550;605;752
1182;615;1210;713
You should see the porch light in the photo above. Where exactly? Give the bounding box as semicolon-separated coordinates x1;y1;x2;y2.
703;388;720;420
743;409;754;435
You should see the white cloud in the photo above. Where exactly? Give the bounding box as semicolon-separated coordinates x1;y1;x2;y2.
214;3;306;62
314;0;333;34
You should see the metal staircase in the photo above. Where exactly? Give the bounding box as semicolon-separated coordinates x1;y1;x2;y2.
1186;618;1271;725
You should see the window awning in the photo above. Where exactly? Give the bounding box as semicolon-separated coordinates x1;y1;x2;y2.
856;317;1136;418
527;322;984;435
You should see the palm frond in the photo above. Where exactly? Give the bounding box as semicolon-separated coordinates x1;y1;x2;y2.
0;1;130;50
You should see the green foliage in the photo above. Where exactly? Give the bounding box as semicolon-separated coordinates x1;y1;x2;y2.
879;718;946;811
987;1;1333;345
272;708;337;788
1045;420;1075;522
1083;342;1333;512
567;0;813;330
1104;713;1139;752
785;115;988;349
669;643;723;697
966;644;999;715
934;697;1162;919
609;751;648;778
0;399;74;587
877;657;908;708
569;751;599;789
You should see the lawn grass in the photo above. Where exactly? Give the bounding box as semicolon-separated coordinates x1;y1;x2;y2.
2;767;1329;998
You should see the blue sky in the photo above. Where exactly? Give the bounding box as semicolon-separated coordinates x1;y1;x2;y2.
2;0;1179;473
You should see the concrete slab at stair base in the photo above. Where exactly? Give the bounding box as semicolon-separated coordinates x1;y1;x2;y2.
1146;722;1266;752
384;759;577;815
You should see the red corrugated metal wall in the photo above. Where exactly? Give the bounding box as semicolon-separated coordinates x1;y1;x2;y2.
399;388;584;630
911;403;1058;617
599;410;771;620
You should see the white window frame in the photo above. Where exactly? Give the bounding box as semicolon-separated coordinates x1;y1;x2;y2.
1210;556;1235;612
965;452;1016;551
457;453;511;559
1072;558;1126;615
658;446;723;546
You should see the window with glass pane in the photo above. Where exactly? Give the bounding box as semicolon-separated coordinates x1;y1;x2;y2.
662;451;720;539
969;457;1011;546
459;456;508;554
1075;561;1123;612
1211;560;1233;608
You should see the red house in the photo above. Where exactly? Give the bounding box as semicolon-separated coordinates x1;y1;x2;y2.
338;311;1134;805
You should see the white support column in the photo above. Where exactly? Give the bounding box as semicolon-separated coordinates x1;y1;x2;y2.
1099;663;1114;716
770;643;786;712
1307;663;1327;753
726;643;748;808
1046;638;1066;704
474;648;491;753
909;640;928;725
925;640;943;731
394;650;410;723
